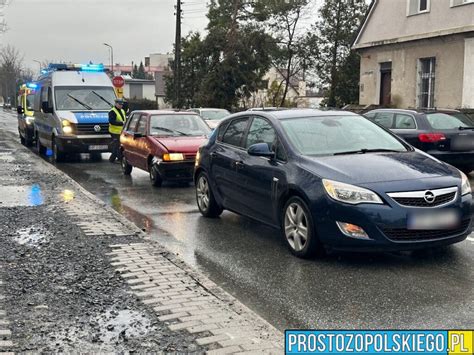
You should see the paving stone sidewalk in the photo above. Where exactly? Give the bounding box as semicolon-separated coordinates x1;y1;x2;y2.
0;130;283;353
0;269;13;355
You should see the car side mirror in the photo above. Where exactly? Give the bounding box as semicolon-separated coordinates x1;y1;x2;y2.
17;106;24;114
247;143;275;159
41;101;53;114
133;132;144;139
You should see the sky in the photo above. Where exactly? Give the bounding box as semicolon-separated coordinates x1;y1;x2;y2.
0;0;209;71
0;0;348;74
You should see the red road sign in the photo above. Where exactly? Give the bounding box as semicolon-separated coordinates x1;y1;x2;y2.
112;76;125;88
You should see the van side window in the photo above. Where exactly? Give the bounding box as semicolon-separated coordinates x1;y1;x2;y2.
48;87;53;109
34;87;42;111
41;87;48;104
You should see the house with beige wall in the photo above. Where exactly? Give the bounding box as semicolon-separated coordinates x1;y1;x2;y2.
353;0;474;109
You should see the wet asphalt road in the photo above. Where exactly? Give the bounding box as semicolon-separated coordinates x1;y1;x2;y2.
1;111;473;331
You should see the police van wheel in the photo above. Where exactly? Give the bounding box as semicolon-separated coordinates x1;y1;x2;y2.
36;133;46;155
25;132;34;147
52;138;66;163
122;157;133;175
90;153;102;162
149;165;162;187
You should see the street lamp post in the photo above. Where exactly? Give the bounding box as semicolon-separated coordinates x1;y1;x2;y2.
33;60;42;72
103;43;114;74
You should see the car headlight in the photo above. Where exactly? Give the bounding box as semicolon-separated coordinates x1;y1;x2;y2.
460;171;471;196
323;179;383;205
195;150;201;167
163;153;184;161
62;120;73;134
25;116;35;125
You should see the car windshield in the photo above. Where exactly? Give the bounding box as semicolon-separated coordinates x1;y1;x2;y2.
54;86;116;111
280;115;408;156
26;94;35;110
426;113;474;129
200;110;230;121
150;114;210;137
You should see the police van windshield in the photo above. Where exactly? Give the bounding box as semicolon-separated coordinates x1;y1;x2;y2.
54;86;116;111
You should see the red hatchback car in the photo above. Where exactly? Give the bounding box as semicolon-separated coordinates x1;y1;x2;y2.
120;110;210;186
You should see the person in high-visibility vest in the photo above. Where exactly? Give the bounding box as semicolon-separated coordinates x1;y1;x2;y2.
108;98;126;163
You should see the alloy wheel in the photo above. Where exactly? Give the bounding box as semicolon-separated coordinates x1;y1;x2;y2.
284;202;309;252
196;175;210;212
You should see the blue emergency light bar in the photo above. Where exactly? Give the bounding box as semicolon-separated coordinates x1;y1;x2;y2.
80;63;104;72
26;83;38;89
44;63;105;73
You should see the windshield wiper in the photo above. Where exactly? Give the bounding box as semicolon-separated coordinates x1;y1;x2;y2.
458;126;474;131
91;91;112;107
67;94;93;110
151;126;188;136
333;148;404;156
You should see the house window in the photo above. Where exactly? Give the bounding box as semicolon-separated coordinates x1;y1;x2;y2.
408;0;430;15
417;57;436;109
419;0;428;11
451;0;474;6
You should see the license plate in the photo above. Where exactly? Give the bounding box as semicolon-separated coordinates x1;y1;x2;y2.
451;135;474;151
408;210;460;230
89;145;109;151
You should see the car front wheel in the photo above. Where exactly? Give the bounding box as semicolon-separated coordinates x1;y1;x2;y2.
121;156;133;175
149;164;163;187
196;172;223;218
282;196;323;258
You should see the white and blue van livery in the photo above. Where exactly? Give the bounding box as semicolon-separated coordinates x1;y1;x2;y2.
34;63;117;162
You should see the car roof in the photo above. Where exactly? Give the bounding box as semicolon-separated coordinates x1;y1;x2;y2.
367;108;462;114
260;108;359;120
132;110;199;115
188;108;229;111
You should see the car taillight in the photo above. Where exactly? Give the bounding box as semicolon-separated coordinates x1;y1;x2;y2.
418;133;446;143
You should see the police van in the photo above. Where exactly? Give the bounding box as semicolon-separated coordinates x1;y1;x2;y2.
34;63;116;162
17;83;37;146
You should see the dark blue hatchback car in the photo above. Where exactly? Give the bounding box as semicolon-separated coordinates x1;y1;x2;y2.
194;109;472;258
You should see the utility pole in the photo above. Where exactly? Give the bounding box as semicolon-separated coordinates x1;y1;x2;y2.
174;0;182;108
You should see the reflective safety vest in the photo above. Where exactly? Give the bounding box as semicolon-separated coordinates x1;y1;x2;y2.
109;107;126;135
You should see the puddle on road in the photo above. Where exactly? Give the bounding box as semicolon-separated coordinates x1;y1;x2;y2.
96;309;154;343
0;184;44;207
14;227;50;248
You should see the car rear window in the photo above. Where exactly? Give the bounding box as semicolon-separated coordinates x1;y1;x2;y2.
425;113;474;130
373;112;394;128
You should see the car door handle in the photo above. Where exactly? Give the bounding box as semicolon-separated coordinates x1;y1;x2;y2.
234;161;245;169
210;152;217;158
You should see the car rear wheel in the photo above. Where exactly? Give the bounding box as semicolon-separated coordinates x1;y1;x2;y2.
36;133;46;155
282;197;323;258
122;156;133;175
196;172;223;218
149;164;162;187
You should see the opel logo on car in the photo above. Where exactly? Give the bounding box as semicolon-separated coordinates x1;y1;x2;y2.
424;191;436;204
94;125;101;133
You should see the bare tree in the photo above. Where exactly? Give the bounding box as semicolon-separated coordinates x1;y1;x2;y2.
260;0;313;107
0;45;24;103
0;0;12;33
